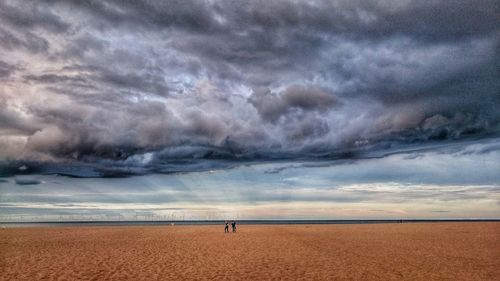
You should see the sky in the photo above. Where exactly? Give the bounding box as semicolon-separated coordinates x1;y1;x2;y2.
0;0;499;220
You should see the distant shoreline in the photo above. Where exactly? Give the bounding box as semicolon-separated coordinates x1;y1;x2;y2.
1;219;499;227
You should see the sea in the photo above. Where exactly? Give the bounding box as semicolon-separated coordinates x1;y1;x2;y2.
1;219;499;228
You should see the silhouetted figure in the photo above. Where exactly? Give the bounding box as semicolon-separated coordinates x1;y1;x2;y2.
231;221;236;233
224;221;229;233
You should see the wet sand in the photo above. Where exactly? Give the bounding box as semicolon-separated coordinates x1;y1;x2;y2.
1;223;498;280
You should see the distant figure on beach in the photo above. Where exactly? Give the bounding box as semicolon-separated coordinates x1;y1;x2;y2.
224;221;229;233
231;221;236;232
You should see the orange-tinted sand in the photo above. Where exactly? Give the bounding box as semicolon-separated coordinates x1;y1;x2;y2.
1;223;499;280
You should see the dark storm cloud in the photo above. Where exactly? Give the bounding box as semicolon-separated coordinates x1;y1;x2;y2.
0;1;69;33
50;0;220;32
0;27;50;53
0;0;499;176
0;96;40;136
39;0;499;40
23;74;87;84
0;61;18;78
249;85;338;122
14;176;43;185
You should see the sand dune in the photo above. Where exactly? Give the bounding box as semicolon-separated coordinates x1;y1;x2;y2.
1;223;498;280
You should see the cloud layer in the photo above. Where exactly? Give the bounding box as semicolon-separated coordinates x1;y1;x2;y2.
0;0;499;176
1;144;499;220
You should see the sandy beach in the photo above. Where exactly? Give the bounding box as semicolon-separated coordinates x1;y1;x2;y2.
0;222;498;280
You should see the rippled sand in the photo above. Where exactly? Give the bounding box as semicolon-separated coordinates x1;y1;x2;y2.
1;223;498;280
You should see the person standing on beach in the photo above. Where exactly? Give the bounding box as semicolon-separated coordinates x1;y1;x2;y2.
224;221;229;233
231;221;236;233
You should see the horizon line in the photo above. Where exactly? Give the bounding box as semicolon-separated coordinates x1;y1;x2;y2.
2;218;499;226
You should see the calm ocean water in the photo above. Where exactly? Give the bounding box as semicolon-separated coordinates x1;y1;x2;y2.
1;219;498;228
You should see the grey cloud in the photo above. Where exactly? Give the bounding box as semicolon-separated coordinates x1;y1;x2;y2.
52;0;220;32
0;27;50;53
0;60;18;78
45;1;499;41
249;85;338;122
0;1;69;34
23;74;87;84
57;33;108;60
0;97;40;136
14;176;43;185
222;1;498;41
98;69;170;97
22;99;176;161
0;0;498;177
